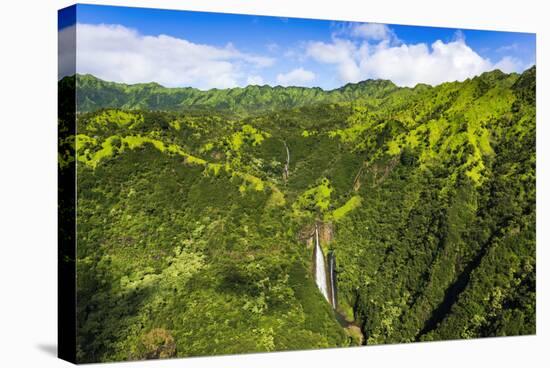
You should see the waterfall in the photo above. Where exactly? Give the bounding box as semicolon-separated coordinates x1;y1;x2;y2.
315;224;330;303
328;252;337;307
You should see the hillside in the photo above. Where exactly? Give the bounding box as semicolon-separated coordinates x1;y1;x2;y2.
60;66;536;362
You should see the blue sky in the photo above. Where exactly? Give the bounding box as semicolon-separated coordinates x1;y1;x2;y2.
59;4;536;90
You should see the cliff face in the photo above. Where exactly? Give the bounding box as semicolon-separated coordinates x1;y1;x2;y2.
319;222;335;245
300;222;334;249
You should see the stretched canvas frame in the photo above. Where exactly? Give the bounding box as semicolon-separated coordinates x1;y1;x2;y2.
58;3;536;364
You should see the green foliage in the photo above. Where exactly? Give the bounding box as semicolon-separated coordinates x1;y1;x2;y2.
329;195;362;221
292;178;333;219
70;66;536;362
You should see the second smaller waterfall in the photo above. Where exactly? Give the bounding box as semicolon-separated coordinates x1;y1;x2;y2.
328;251;337;307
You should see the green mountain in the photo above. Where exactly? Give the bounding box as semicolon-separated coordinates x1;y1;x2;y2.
69;73;399;113
60;66;536;362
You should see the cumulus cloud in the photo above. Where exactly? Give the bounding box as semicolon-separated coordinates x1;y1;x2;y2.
307;38;365;83
247;75;265;85
358;40;494;86
331;22;398;44
72;23;274;89
307;35;528;87
60;22;530;90
350;23;393;41
276;67;316;86
493;56;525;73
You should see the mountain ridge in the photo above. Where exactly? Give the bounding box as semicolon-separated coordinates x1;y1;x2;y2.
62;67;533;113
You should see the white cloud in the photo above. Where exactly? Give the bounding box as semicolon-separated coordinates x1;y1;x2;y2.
331;22;398;45
453;30;466;42
60;22;530;90
73;23;274;89
359;40;494;86
307;38;364;83
247;75;265;85
307;36;527;87
493;56;524;73
350;23;392;41
276;67;316;86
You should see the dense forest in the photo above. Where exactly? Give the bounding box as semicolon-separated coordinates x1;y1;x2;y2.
59;66;536;362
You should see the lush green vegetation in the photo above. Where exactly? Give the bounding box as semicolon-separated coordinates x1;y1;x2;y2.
61;66;536;362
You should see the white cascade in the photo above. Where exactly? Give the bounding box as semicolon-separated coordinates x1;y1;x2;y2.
315;224;330;303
